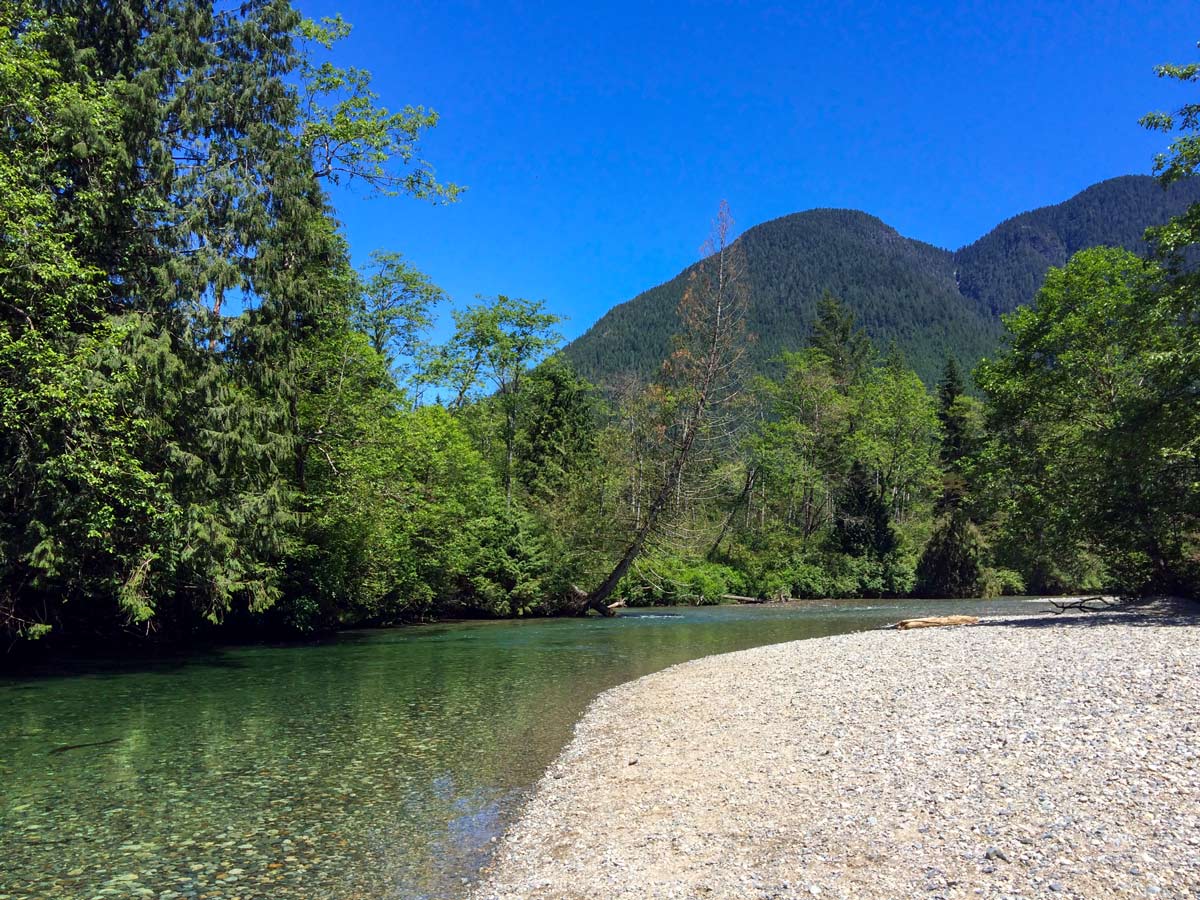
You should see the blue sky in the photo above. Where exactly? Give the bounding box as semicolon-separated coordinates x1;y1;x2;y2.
297;0;1199;342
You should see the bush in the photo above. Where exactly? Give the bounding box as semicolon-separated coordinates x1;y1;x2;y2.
979;567;1026;598
618;555;745;606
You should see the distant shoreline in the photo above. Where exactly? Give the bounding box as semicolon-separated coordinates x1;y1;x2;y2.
472;600;1200;899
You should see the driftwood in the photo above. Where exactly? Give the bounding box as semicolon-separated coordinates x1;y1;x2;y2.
721;591;796;604
607;598;627;610
893;615;980;630
1048;596;1114;614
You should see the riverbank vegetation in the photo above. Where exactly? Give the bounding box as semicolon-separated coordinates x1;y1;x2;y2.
1;3;1196;649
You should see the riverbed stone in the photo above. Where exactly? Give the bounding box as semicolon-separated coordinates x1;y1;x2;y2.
473;601;1200;899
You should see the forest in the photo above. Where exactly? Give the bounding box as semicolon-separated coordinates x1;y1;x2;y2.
1;1;1197;651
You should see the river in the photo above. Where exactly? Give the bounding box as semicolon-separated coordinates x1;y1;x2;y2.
0;598;1048;899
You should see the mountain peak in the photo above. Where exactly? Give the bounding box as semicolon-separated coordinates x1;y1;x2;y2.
563;175;1200;387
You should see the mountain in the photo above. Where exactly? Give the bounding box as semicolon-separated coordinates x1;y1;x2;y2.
562;175;1200;387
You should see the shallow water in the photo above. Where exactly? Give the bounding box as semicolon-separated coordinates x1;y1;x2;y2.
0;598;1047;899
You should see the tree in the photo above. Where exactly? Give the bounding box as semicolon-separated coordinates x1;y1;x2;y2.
848;361;941;525
915;507;984;598
298;15;461;201
512;357;599;504
977;247;1195;595
832;461;896;559
808;292;874;387
937;357;966;461
1140;45;1200;594
1141;43;1200;191
428;296;562;504
353;250;445;377
751;351;849;541
583;201;749;613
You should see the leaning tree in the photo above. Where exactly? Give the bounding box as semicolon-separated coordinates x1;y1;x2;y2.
576;201;750;614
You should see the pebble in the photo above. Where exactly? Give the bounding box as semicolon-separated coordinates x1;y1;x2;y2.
473;602;1200;899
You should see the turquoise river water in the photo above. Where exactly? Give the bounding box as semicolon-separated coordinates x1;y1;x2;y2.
0;598;1050;899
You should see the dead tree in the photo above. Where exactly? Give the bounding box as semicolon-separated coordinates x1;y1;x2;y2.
576;201;749;615
1048;596;1114;614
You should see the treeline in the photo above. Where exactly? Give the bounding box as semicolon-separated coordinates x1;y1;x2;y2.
1;3;1197;650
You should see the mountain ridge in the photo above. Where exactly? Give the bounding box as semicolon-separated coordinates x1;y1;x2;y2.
562;175;1200;386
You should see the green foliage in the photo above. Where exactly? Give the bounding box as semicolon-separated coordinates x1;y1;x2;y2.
810;293;874;385
617;555;745;606
297;15;461;201
833;462;897;559
915;508;985;598
716;334;937;601
979;568;1026;599
513;357;601;503
1141;44;1200;188
353;250;445;375
977;246;1198;596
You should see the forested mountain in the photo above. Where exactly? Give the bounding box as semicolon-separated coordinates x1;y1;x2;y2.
954;175;1200;316
562;175;1200;386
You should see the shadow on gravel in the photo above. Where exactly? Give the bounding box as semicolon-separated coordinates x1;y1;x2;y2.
980;598;1200;630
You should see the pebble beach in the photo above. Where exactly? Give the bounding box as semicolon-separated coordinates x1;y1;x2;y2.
472;603;1200;899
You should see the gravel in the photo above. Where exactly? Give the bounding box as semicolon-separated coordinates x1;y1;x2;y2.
471;603;1200;899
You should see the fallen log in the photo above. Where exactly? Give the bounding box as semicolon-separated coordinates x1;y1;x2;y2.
722;594;767;604
607;598;627;610
892;615;980;630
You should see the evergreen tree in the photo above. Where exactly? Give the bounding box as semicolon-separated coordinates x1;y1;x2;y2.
915;507;984;598
935;355;971;509
809;292;874;386
833;461;896;559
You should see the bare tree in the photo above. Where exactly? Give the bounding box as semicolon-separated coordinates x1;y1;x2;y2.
575;201;750;614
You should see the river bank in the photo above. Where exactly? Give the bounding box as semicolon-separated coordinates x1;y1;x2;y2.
472;601;1200;899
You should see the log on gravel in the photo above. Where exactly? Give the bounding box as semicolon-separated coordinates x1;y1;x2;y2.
893;615;979;630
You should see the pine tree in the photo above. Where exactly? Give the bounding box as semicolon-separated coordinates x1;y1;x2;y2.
937;356;968;468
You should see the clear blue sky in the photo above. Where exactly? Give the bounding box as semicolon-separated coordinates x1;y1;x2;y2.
297;0;1199;342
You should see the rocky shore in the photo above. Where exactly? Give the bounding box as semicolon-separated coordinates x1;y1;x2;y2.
472;603;1200;899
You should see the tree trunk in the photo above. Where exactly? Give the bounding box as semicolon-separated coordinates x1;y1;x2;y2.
707;465;757;560
586;200;745;613
588;404;703;609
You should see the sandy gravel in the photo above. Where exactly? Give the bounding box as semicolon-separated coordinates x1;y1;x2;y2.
471;604;1200;899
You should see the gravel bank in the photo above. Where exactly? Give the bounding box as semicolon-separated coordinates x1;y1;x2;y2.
472;604;1200;899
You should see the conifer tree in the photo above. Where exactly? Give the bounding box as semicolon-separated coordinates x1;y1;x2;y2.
808;292;873;386
832;461;896;559
937;356;968;468
915;507;984;598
